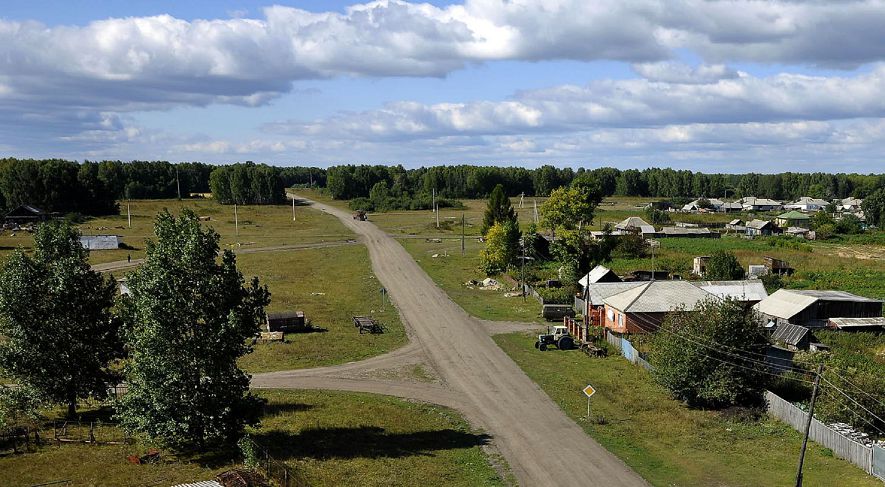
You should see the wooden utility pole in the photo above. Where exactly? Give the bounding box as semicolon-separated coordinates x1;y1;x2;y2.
176;167;182;200
127;199;132;228
461;213;465;255
796;364;824;487
234;204;239;238
435;203;440;229
521;237;526;302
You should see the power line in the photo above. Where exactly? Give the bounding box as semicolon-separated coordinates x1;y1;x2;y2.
627;312;808;378
824;368;885;412
819;377;885;433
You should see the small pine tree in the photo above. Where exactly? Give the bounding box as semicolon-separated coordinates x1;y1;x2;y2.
116;210;269;451
481;184;516;235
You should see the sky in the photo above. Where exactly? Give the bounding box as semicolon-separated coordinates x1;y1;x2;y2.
3;0;885;172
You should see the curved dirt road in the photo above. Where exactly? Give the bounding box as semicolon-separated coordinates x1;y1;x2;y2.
297;196;647;487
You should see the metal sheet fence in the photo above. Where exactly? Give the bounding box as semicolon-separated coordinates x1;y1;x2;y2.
765;391;874;475
873;446;885;481
605;332;653;370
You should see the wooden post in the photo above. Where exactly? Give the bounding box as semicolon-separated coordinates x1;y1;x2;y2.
796;364;823;487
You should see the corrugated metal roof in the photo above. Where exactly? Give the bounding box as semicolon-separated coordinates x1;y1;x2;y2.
746;219;772;229
787;289;881;303
79;235;120;250
693;280;768;302
828;317;885;329
579;265;620;287
772;323;809;346
605;280;715;313
659;227;712;235
754;289;818;319
616;217;653;230
586;281;645;306
172;481;223;487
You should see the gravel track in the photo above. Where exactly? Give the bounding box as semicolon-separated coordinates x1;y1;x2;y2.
292;196;647;487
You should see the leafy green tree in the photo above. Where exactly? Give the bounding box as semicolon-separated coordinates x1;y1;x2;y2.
116;210;269;451
0;385;45;430
811;210;835;230
481;184;517;235
650;298;770;408
644;207;670;225
0;221;119;417
861;188;885;228
705;250;744;280
480;220;520;275
835;213;863;234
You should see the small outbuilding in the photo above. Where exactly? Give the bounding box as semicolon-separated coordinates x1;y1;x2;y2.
745;219;776;237
579;265;621;287
754;289;883;328
80;235;121;250
266;311;306;332
827;317;885;332
4;204;49;225
772;323;812;351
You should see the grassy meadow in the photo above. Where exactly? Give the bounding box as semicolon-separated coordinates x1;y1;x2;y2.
237;244;407;372
0;390;503;487
494;332;881;487
0;198;355;265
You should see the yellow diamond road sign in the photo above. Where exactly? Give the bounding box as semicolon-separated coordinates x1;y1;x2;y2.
583;384;596;398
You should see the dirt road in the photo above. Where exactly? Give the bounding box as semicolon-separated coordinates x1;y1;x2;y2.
293;196;647;486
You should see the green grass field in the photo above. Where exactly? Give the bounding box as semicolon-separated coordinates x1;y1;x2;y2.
237;245;408;372
0;198;355;265
0;390;504;487
398;237;542;323
494;332;880;487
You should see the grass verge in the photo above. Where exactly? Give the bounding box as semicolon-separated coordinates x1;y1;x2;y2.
0;390;503;487
494;332;881;487
236;244;407;372
398;237;542;323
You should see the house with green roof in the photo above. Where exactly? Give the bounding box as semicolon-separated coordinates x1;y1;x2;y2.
775;210;811;229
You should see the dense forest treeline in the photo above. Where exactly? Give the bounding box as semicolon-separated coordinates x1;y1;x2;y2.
1;158;882;216
326;164;885;201
0;158;324;215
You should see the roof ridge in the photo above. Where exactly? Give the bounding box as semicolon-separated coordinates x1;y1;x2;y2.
622;281;652;312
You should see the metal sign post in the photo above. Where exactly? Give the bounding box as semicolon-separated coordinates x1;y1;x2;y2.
583;384;596;421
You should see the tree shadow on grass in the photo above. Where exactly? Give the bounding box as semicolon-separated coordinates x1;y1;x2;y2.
255;426;491;460
262;402;314;416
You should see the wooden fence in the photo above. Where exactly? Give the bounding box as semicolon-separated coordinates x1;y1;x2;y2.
765;391;875;476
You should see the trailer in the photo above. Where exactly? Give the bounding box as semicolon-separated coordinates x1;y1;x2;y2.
562;316;607;357
353;316;384;334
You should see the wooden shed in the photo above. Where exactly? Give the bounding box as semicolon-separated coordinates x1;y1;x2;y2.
266;311;306;332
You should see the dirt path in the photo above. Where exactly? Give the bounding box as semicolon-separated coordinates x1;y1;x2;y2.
297;196;647;487
91;240;358;273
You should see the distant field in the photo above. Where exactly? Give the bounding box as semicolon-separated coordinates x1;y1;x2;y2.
0;390;503;487
0;198;355;265
495;332;881;487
